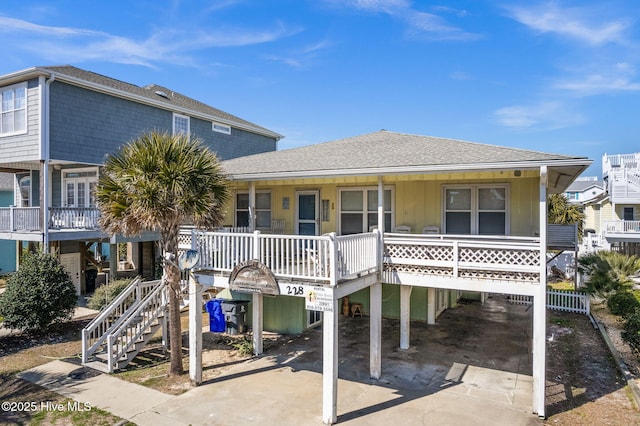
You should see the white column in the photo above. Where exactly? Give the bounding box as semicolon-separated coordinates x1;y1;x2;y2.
533;165;548;417
377;176;384;233
252;293;264;355
370;282;382;379
249;182;256;232
322;298;339;425
400;285;412;350
427;287;436;325
251;231;263;355
188;271;202;385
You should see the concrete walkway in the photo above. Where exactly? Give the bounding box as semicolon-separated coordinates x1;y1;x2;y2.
19;356;537;426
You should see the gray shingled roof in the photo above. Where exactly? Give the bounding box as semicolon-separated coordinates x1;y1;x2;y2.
565;179;603;192
222;130;591;178
38;65;281;139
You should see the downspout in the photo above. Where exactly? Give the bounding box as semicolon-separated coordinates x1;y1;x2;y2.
41;73;56;252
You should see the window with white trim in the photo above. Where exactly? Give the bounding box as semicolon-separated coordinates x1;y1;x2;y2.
339;187;392;235
212;121;231;135
63;169;98;208
443;184;508;235
173;113;190;136
1;83;27;136
236;191;272;229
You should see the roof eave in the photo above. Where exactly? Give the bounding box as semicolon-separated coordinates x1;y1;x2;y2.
227;158;593;182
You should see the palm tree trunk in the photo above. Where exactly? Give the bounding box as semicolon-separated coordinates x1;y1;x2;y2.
164;224;184;376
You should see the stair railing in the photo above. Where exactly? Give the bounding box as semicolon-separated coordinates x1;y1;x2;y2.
106;280;168;372
81;277;162;363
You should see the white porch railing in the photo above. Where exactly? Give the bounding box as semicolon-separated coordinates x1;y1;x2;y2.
188;230;380;285
508;290;590;315
49;207;100;229
0;206;101;232
604;220;640;234
383;233;541;283
0;206;41;231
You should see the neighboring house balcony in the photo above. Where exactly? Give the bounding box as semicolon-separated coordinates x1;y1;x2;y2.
183;230;542;296
604;220;640;242
0;206;101;240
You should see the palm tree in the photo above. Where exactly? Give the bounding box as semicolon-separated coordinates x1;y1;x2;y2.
96;131;229;375
548;193;585;240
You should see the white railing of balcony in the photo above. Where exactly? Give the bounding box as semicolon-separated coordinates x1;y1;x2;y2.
189;230;381;285
604;220;640;234
0;206;41;231
49;207;100;229
383;233;541;283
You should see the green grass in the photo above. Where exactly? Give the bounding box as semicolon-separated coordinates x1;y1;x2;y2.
27;398;131;425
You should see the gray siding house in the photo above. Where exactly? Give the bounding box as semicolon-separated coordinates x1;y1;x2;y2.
0;65;281;295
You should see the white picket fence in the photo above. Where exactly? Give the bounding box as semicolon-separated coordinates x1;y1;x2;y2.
508;289;590;315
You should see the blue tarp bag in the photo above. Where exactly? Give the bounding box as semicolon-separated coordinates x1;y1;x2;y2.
205;299;225;332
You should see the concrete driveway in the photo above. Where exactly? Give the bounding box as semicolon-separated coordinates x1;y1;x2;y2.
20;295;540;425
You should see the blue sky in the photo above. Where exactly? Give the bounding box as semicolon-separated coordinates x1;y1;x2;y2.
1;0;639;176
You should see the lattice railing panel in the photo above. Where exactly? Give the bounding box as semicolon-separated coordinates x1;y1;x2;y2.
460;247;539;266
384;244;453;262
384;264;453;277
458;269;540;282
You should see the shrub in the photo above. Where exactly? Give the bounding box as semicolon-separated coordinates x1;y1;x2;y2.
607;291;640;317
622;308;640;356
578;251;640;298
0;251;77;333
87;279;133;311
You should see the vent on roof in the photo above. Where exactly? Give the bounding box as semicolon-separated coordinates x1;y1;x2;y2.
155;90;170;99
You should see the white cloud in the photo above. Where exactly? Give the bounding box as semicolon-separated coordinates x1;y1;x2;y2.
450;71;473;80
324;0;479;40
554;62;640;95
0;16;298;68
505;3;630;45
494;101;584;129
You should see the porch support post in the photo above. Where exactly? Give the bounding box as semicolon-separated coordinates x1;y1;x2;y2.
427;287;436;325
370;281;382;379
322;296;339;425
400;285;412;350
249;182;256;232
251;231;263;355
188;270;202;386
377;176;384;233
533;165;548;418
252;293;263;355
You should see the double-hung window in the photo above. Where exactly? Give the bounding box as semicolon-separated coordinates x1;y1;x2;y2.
173;113;190;136
236;192;272;229
444;185;508;235
339;187;392;235
1;83;27;136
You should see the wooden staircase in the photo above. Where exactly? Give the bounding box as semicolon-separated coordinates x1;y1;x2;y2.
81;278;167;373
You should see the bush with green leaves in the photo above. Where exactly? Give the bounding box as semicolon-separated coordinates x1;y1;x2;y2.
87;278;133;311
578;251;640;299
607;291;640;317
622;308;640;356
0;251;77;333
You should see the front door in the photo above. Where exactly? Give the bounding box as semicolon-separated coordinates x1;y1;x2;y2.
296;191;319;236
60;253;82;296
